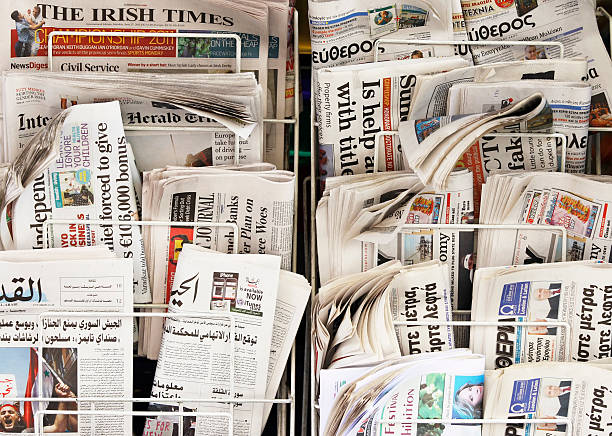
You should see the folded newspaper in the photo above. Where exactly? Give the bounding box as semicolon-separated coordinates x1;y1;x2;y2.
2;71;264;166
0;246;133;435
315;56;469;177
470;261;612;370
141;165;295;359
312;260;454;388
447;80;591;174
149;244;310;436
317;169;475;309
477;172;612;268
322;349;485;436
459;0;612;127
484;361;612;435
309;0;455;70
399;92;553;190
0;0;292;167
0;101;150;303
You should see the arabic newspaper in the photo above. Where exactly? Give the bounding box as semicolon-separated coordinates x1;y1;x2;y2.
460;0;612;127
150;244;280;436
0;246;133;435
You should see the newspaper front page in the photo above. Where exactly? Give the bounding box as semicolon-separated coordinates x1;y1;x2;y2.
0;247;133;436
315;56;469;177
470;261;612;370
0;0;292;167
308;0;455;70
484;362;612;436
460;0;612;126
2;101;150;303
150;244;280;436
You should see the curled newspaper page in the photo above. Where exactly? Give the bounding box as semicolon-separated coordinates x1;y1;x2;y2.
315;56;469;177
2;72;264;165
459;0;612;127
0;246;133;436
470;261;612;370
447;80;591;174
323;350;485;436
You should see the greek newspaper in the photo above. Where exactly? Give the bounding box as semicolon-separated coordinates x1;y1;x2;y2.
308;0;455;70
460;0;612;126
150;244;280;436
315;56;469;177
1;101;150;303
484;362;612;436
0;246;133;436
343;169;475;309
470;261;612;370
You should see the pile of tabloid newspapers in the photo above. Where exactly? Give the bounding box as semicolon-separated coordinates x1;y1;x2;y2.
311;0;612;434
0;1;307;435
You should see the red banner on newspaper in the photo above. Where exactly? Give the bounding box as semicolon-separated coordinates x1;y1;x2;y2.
10;27;177;58
457;141;485;219
382;77;394;171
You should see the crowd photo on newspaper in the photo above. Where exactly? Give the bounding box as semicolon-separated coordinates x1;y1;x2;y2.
3;0;612;435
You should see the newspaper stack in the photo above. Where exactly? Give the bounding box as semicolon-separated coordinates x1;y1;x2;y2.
317;169;475;309
1;0;291;167
484;361;612;435
313;260;454;387
149;244;310;436
314;56;469;177
309;0;455;70
0;246;133;435
408;58;588;121
321;349;485;436
470;261;612;370
0;101;150;303
2;71;264;168
477;172;612;268
399;92;553;190
448;80;591;174
140;165;295;359
459;0;612;128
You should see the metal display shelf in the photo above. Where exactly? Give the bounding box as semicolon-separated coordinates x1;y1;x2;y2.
308;36;591;435
8;11;304;436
